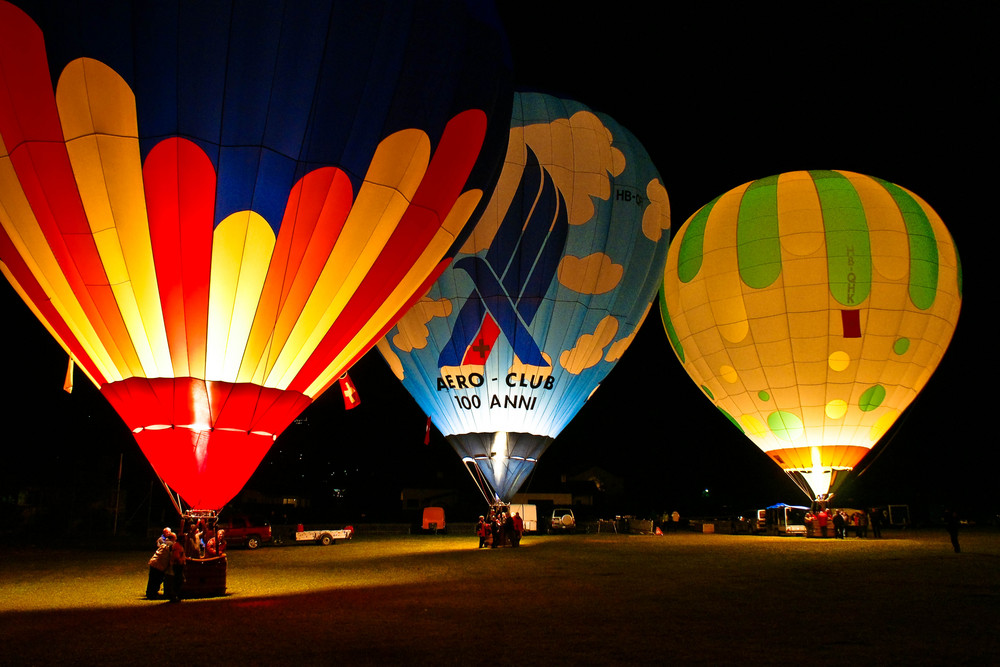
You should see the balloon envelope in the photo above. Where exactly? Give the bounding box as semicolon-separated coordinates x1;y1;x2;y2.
660;170;961;499
0;1;512;509
379;92;671;502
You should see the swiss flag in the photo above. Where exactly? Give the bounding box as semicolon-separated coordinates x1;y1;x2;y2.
461;315;500;364
338;373;360;410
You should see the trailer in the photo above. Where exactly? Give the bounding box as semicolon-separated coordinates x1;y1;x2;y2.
421;506;446;533
509;504;538;533
294;525;353;545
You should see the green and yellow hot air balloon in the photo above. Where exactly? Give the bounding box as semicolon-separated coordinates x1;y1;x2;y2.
660;170;961;500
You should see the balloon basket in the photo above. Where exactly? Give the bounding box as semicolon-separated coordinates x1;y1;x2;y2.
178;509;226;598
184;556;227;598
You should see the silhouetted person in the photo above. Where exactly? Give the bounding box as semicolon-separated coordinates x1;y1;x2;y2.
870;508;882;539
476;516;488;548
945;509;961;553
833;510;846;539
168;532;186;601
146;532;172;599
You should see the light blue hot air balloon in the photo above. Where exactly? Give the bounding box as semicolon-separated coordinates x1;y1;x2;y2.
378;92;671;504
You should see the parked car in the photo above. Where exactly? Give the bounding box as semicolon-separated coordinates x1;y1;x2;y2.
550;508;576;533
217;516;272;549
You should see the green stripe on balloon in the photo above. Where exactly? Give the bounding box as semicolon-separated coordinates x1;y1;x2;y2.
878;178;939;310
659;286;684;363
737;174;781;289
676;196;718;283
812;170;872;307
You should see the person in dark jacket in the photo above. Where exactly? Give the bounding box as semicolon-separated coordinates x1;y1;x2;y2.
945;509;961;553
146;533;172;599
167;533;186;602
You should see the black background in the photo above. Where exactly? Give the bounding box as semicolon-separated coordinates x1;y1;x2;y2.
1;3;991;530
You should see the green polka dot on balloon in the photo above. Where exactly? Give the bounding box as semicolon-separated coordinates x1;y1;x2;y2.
767;411;804;441
702;385;714;400
859;384;886;411
893;338;910;355
758;390;770;401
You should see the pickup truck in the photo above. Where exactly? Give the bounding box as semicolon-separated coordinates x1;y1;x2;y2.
217;517;272;549
294;524;353;545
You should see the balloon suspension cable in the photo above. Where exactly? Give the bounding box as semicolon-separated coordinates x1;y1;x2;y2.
785;471;819;504
853;397;916;480
463;459;498;507
156;474;185;518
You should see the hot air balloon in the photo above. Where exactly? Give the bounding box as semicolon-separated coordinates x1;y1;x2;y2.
0;1;512;510
660;170;962;500
378;92;671;505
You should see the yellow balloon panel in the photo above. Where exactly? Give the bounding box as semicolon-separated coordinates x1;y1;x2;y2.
661;170;962;498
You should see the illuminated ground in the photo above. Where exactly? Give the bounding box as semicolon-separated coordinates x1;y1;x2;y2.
2;530;997;665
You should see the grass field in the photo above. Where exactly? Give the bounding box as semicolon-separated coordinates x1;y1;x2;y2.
2;529;997;665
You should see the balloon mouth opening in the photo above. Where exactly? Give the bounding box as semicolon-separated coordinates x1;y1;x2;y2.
132;424;277;441
446;432;554;504
785;466;854;500
462;455;538;462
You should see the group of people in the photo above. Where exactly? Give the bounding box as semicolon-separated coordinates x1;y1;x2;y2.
806;508;883;539
145;521;227;601
476;506;523;548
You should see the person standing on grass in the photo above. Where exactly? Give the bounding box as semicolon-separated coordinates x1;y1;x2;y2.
476;516;488;548
512;512;523;547
945;509;961;553
146;533;172;599
168;532;186;602
490;511;502;548
817;509;829;538
870;508;882;539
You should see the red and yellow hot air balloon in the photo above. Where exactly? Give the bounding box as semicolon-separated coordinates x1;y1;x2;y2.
660;170;961;500
0;1;511;509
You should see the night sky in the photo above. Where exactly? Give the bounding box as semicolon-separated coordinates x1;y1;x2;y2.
1;4;991;527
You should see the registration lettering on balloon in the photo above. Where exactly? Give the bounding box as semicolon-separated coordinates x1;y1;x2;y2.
379;93;671;503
